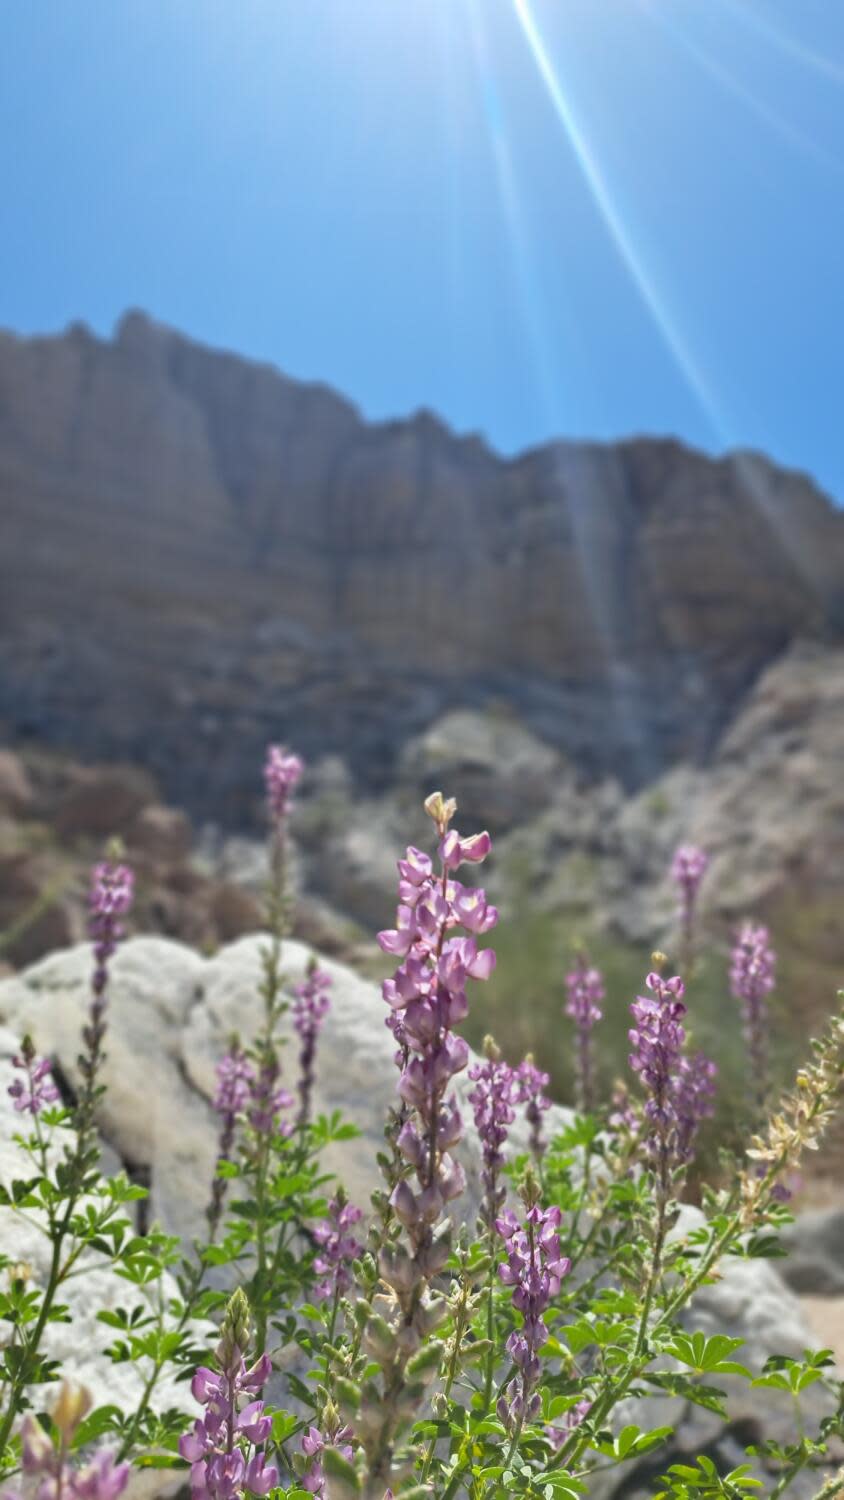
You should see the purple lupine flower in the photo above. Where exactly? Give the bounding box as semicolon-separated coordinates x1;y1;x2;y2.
730;921;776;1107
467;1039;519;1233
514;1055;552;1160
264;744;303;824
213;1047;254;1122
496;1202;571;1432
312;1192;364;1302
18;1388;130;1500
546;1400;593;1450
671;844;708;960
628;970;687;1185
207;1045;254;1238
564;952;604;1113
672;1051;717;1164
377;801;497;1278
78;855;134;1104
245;1056;293;1137
609;1078;638;1133
8;1037;59;1116
179;1293;277;1500
89;858;134;998
66;1448;131;1500
299;1423;355;1497
292;962;332;1127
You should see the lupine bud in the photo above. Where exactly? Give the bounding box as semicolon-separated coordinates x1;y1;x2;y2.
51;1381;92;1442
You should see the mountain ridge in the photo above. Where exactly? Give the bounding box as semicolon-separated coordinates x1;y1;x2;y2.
0;310;842;822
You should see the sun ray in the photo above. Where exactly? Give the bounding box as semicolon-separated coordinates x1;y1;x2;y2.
510;0;831;610
463;0;562;429
713;0;844;87
636;0;838;169
511;0;719;430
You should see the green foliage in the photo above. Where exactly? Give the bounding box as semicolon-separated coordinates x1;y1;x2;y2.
2;812;844;1500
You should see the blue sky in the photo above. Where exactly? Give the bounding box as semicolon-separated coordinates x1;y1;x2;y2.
2;1;843;498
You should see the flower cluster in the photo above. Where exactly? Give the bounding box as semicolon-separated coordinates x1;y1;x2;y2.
15;1384;129;1500
80;855;134;1104
292;962;332;1126
497;1201;570;1431
671;843;708;958
467;1038;519;1233
546;1399;593;1451
89;857;134;1000
298;1420;355;1497
730;921;776;1105
207;1044;254;1235
7;1036;59;1116
264;744;303;824
179;1292;277;1500
564;951;604;1113
628;970;688;1180
378;799;497;1260
672;1051;718;1164
515;1055;552;1160
312;1190;363;1303
213;1046;254;1123
244;1056;293;1138
629;968;716;1181
211;1048;292;1139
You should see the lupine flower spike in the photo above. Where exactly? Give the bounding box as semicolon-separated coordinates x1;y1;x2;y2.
629;963;717;1186
8;1033;59;1116
468;1036;518;1234
206;1040;253;1237
497;1173;570;1435
296;1399;355;1498
730;921;776;1111
260;741;303;998
179;1289;278;1500
80;850;133;1119
377;793;497;1271
292;960;333;1127
356;793;497;1491
312;1188;364;1303
670;844;708;967
515;1054;552;1161
564;948;604;1113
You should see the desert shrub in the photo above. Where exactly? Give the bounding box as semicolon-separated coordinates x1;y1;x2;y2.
0;750;843;1500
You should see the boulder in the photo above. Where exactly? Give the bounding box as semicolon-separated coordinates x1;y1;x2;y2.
780;1208;844;1295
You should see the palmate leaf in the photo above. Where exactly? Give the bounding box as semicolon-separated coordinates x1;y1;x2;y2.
593;1423;674;1462
664;1332;750;1378
642;1370;729;1418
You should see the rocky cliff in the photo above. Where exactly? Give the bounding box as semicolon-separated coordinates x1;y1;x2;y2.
1;311;842;820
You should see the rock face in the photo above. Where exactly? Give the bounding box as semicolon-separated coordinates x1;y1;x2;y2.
0;936;839;1497
1;313;842;823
